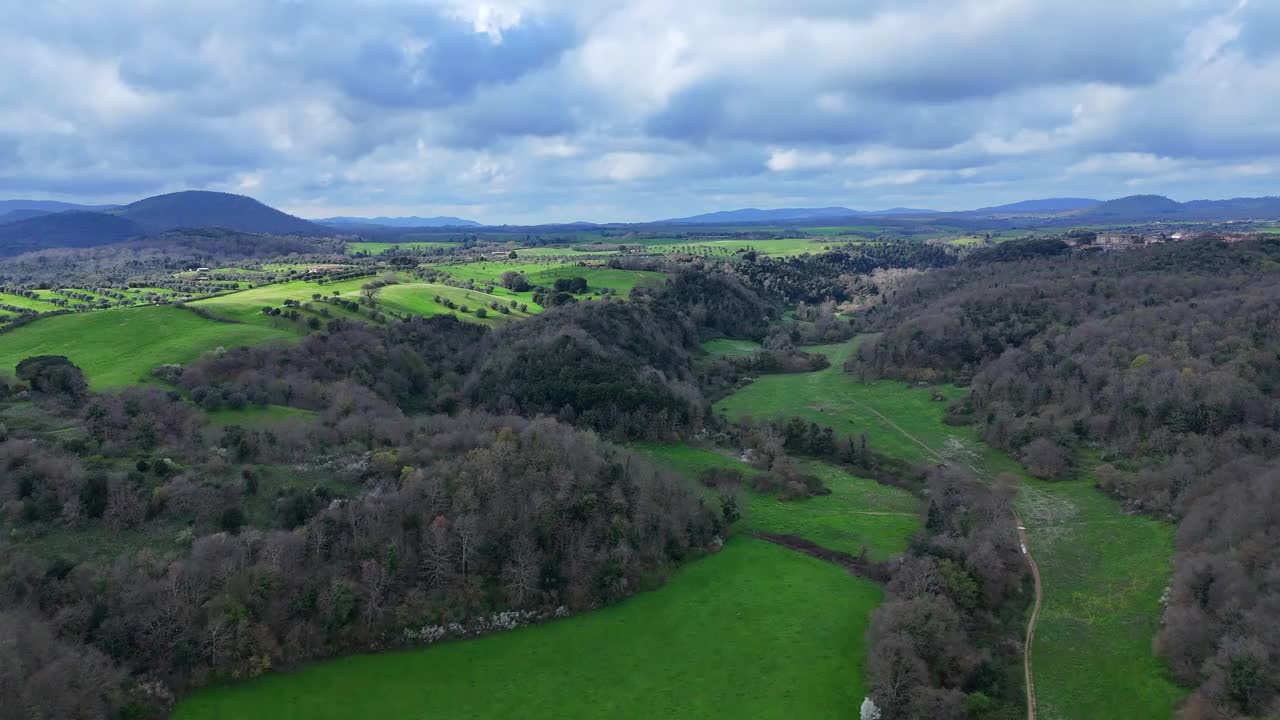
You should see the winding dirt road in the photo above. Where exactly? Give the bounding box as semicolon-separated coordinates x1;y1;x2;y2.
1015;514;1042;720
850;397;1042;720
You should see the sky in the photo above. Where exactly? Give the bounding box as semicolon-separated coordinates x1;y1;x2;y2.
1;0;1278;224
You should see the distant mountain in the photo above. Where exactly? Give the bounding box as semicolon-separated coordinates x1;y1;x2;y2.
0;199;119;214
0;211;142;256
0;209;55;224
1078;195;1183;219
318;215;481;228
661;207;867;224
969;198;1100;215
867;207;938;215
113;191;329;235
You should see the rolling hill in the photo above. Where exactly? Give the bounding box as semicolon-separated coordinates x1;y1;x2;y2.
969;198;1100;215
114;191;329;235
661;207;867;224
0;211;142;255
0;199;119;214
317;215;481;228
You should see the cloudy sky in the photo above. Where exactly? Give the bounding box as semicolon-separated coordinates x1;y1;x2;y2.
1;0;1278;223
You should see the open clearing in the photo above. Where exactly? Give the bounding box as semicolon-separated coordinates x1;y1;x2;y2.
700;338;762;359
714;335;1185;719
174;538;880;720
0;305;292;388
637;443;919;561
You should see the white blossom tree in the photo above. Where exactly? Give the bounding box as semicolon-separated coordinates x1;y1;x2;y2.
860;697;881;720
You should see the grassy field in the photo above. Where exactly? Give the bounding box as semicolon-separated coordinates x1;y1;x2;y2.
1018;477;1185;720
0;305;293;388
0;291;63;313
347;241;460;255
375;283;539;322
645;238;833;257
700;338;762;359
637;444;919;561
432;260;666;299
175;538;881;720
206;405;317;427
713;339;966;464
713;335;1185;718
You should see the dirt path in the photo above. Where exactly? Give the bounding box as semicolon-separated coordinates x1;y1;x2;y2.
1015;514;1042;720
850;396;1041;720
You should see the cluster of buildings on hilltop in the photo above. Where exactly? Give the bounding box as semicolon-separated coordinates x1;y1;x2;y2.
1064;230;1264;251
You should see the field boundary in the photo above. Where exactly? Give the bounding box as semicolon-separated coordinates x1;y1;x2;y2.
747;531;889;582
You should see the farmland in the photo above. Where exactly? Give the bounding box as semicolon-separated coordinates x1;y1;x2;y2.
0;305;293;387
174;538;881;720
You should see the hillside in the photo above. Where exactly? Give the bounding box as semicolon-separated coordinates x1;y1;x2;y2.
661;207;865;224
0;211;142;255
1077;195;1183;219
318;215;481;228
970;198;1100;214
0;209;54;224
0;199;118;213
115;190;331;235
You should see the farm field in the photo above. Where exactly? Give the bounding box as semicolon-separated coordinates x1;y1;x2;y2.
638;443;919;561
0;291;63;312
432;260;665;298
347;241;460;255
174;538;881;720
713;335;1184;719
644;238;834;257
0;305;293;387
375;282;539;322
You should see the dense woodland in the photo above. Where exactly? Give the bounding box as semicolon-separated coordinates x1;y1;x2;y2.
851;237;1280;719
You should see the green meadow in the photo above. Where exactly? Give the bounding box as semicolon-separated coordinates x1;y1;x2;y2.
347;240;460;255
433;260;666;298
638;443;919;561
700;338;762;359
713;335;1185;719
174;538;881;720
0;305;292;388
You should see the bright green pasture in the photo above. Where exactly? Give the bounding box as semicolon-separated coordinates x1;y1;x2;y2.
0;306;292;388
713;339;966;465
646;238;832;257
376;283;539;323
638;444;919;561
174;538;881;720
714;335;1186;718
700;338;762;359
347;241;460;255
0;291;62;312
1018;476;1185;720
433;260;665;298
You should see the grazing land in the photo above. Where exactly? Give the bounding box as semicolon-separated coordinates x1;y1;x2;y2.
700;338;762;359
0;305;292;387
347;241;460;254
713;336;1183;719
638;443;919;561
174;538;881;720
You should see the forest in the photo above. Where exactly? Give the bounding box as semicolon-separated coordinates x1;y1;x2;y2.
850;237;1280;718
